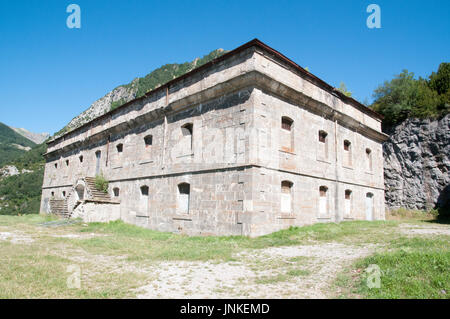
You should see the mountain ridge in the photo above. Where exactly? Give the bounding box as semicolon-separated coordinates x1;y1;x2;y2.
10;127;49;144
56;48;227;137
0;122;36;167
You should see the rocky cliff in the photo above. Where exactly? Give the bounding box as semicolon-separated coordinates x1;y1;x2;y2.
64;85;136;133
383;114;450;211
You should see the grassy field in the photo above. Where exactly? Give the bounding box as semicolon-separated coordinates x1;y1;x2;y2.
0;213;448;298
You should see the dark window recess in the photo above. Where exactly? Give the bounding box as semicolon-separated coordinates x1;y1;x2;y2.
178;183;190;194
319;131;328;143
281;117;293;131
344;140;351;151
181;123;193;136
319;186;328;197
281;180;293;193
79;155;83;163
113;188;120;197
116;144;123;153
140;186;149;196
345;190;352;199
144;135;153;147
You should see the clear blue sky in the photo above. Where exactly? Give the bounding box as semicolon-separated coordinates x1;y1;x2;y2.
1;0;449;135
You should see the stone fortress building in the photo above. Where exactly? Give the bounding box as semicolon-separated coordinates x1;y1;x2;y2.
40;39;388;237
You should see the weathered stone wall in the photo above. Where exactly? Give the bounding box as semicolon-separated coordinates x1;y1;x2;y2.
71;202;121;223
110;167;251;236
251;89;384;190
246;168;385;236
42;87;254;190
252;48;382;132
242;88;385;236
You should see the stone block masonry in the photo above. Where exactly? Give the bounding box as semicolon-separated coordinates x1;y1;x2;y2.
41;39;388;237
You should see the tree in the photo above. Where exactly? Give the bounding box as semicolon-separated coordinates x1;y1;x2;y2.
429;63;450;95
371;70;439;125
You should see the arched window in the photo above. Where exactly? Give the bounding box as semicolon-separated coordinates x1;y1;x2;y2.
113;187;120;197
177;183;190;214
181;123;193;154
182;123;193;135
51;191;55;197
366;148;373;172
79;155;84;163
116;143;123;153
319;186;328;216
318;130;329;161
144;135;153;148
65;160;69;167
75;184;85;201
95;151;101;175
54;163;58;169
62;191;66;198
344;140;351;151
319;130;328;143
281;180;293;213
280;117;294;152
343;140;352;166
140;186;149;214
182;123;193;137
344;189;352;217
365;192;374;220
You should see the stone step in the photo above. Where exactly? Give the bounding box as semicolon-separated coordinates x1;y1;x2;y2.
83;176;111;201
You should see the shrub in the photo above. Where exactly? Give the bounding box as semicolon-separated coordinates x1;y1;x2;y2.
94;173;109;194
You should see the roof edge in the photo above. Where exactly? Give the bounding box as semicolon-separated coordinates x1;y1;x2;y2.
49;38;382;145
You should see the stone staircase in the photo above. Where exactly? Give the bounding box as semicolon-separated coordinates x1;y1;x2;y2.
49;199;69;218
49;177;116;220
84;177;112;202
48;176;113;219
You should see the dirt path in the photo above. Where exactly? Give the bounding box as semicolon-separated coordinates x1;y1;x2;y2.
135;242;379;299
398;223;450;236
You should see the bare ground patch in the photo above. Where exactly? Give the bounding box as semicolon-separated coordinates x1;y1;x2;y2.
136;242;379;299
0;231;34;244
398;223;450;236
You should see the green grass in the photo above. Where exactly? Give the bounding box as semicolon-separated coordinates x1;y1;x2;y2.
0;215;448;298
0;213;55;226
386;207;438;221
0;238;146;298
336;237;450;299
74;219;400;262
